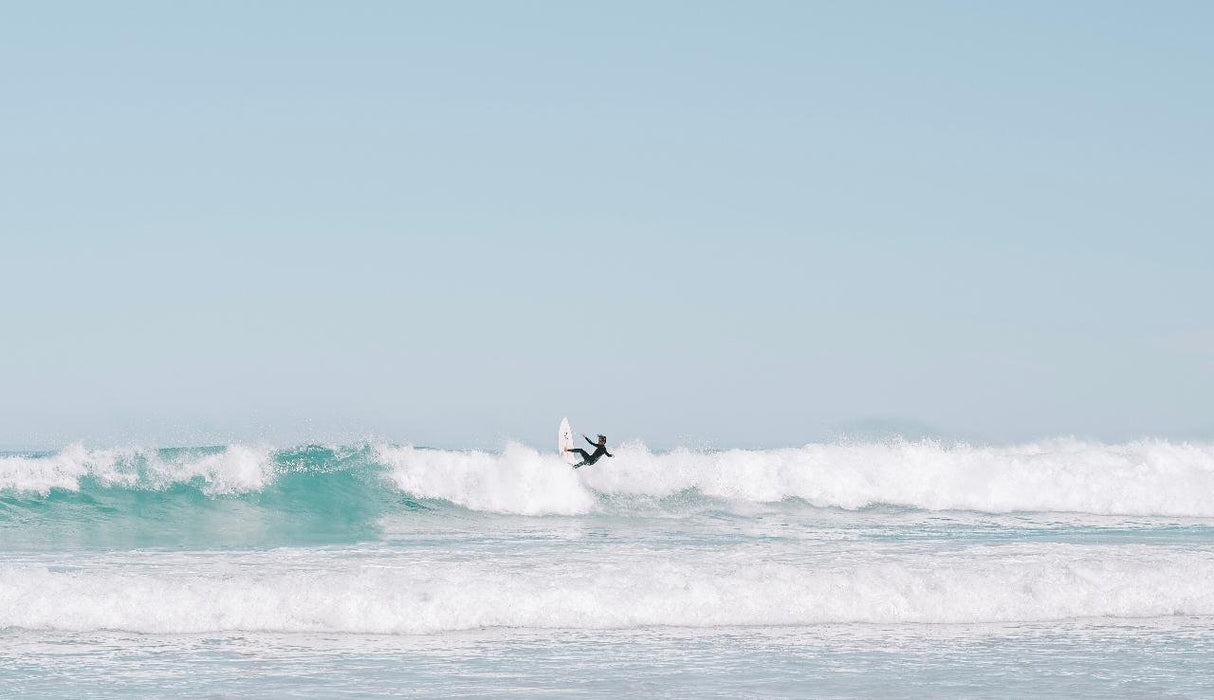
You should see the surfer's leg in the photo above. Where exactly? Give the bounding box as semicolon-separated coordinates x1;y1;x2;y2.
567;448;591;461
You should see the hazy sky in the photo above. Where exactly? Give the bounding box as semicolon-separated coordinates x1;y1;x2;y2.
2;1;1211;449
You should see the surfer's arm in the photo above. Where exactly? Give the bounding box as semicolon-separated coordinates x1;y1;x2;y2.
605;451;613;458
583;435;598;447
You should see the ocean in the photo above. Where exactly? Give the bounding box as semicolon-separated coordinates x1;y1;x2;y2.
3;439;1214;698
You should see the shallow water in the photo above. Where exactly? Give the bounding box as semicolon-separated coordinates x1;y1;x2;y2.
6;621;1214;698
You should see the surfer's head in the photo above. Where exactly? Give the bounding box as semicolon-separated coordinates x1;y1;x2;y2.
597;434;607;445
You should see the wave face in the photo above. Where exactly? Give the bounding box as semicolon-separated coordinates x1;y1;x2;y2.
0;444;405;549
3;543;1213;634
3;438;1214;534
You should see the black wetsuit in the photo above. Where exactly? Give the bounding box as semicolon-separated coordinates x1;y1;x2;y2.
568;435;613;469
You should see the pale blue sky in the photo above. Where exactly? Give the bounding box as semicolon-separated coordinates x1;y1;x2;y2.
2;1;1211;448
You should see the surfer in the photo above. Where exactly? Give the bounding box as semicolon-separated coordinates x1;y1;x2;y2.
567;434;612;469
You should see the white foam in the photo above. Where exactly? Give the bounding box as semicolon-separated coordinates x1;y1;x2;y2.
595;439;1214;516
376;443;596;515
0;444;117;494
0;444;275;495
3;543;1212;634
375;439;1214;517
170;445;277;494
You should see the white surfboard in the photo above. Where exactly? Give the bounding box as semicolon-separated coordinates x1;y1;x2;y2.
558;417;577;465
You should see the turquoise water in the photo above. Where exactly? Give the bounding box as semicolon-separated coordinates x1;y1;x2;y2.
3;440;1214;697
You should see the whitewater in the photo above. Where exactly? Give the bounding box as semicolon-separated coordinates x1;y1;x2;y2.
6;438;1214;516
4;438;1214;697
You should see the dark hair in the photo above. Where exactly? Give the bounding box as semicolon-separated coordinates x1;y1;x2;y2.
597;434;607;443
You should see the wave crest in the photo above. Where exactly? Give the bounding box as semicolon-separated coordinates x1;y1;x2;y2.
0;444;275;496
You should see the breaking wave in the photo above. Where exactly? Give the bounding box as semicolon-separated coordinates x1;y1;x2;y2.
379;438;1214;517
2;438;1214;519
